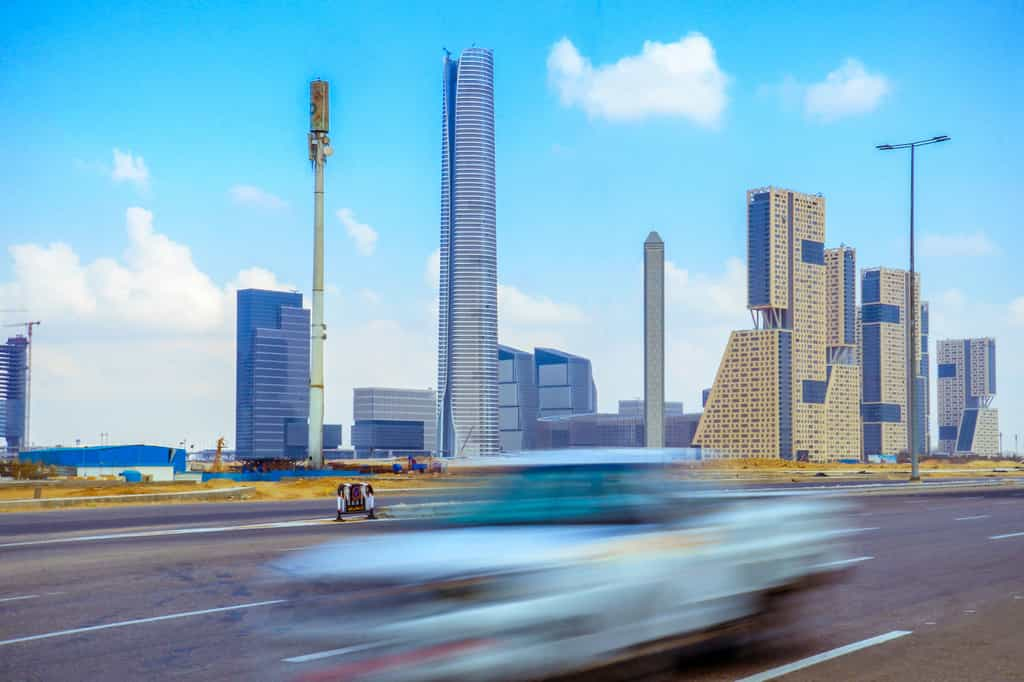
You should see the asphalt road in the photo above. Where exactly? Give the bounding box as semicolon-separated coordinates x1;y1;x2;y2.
1;482;1022;681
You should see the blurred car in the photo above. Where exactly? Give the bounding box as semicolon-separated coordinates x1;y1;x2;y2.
270;451;853;681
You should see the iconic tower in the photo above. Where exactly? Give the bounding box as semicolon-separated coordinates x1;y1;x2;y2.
860;267;929;457
437;47;499;457
937;338;998;456
695;187;828;460
643;232;665;448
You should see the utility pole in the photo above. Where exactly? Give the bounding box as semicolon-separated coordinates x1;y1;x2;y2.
307;80;332;469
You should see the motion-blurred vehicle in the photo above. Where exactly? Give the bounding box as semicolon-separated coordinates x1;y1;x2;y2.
270;451;853;681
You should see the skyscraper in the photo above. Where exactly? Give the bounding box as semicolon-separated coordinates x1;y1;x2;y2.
860;268;929;457
236;289;310;459
824;246;862;459
0;336;28;453
498;345;538;452
644;231;665;448
695;187;829;460
437;47;499;457
937;338;998;456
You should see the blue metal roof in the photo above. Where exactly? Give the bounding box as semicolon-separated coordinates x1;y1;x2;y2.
21;445;186;472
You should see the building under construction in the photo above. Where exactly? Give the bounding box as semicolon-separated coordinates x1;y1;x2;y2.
0;335;28;453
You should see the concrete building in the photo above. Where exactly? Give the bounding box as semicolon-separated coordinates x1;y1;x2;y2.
936;338;998;456
235;289;310;460
535;412;702;449
437;47;499;457
644;231;665;447
536;348;597;419
353;387;435;455
618;400;683;417
0;335;28;453
498;345;538;452
824;246;862;460
695;187;832;460
860;268;929;457
21;444;186;481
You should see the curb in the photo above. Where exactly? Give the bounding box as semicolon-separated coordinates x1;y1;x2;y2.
0;486;256;509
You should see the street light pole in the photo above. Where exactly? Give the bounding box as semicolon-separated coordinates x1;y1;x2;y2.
877;136;949;482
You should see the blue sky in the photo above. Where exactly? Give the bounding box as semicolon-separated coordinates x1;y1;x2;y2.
1;0;1022;450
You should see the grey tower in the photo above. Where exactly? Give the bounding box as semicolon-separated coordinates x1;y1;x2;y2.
437;47;499;457
644;232;665;447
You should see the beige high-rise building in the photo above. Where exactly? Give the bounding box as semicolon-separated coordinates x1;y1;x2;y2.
823;246;861;460
696;187;830;460
860;267;929;457
936;338;998;456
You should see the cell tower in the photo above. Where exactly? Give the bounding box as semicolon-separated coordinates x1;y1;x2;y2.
307;80;332;468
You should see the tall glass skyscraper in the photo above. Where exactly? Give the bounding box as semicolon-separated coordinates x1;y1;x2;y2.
437;47;499;457
0;335;28;453
236;289;310;459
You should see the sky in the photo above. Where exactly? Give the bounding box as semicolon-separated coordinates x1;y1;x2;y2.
1;0;1022;452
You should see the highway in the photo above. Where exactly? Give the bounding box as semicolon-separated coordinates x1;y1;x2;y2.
1;483;1022;681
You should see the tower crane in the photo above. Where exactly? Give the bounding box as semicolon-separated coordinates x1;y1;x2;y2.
2;321;41;451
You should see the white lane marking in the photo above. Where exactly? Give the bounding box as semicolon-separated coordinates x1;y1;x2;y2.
281;546;313;552
832;527;880;536
990;531;1024;540
0;594;39;603
955;515;990;521
0;519;334;548
735;630;913;682
283;641;385;663
0;599;286;647
811;556;874;569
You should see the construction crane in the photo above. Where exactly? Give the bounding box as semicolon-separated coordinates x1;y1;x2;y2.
213;436;226;472
3;321;41;451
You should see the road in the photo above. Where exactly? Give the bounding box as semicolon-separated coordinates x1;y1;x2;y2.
1;482;1022;681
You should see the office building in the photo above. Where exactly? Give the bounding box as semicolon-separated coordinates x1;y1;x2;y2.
860;268;929;457
235;289;310;460
618;400;683;417
351;420;427;458
824;246;862;460
437;47;499;457
498;345;538;452
353;387;435;455
536;348;597;419
535;411;702;449
0;335;28;453
937;338;998;456
695;187;831;460
644;231;665;447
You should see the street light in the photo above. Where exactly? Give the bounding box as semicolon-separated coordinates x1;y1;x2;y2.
877;135;950;481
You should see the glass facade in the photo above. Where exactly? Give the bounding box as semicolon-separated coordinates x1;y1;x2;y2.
351;419;426;457
535;348;597;420
353;387;435;455
437;47;499;457
498;345;538;452
0;336;28;452
534;412;701;449
617;400;683;417
235;289;310;460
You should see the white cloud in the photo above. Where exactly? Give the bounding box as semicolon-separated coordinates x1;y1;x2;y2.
921;232;997;258
229;184;287;210
337;208;378;256
1010;297;1024;326
939;288;967;308
804;59;890;121
426;248;440;289
547;34;728;126
111;148;150;190
665;257;746;320
358;289;381;306
498;284;586;326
